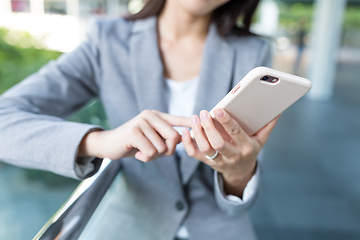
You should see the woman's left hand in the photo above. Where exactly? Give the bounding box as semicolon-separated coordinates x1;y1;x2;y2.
182;109;279;198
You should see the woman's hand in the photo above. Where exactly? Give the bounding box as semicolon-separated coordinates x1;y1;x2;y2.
78;110;191;162
182;109;279;198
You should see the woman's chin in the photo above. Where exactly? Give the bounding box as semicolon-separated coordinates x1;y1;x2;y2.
175;0;229;17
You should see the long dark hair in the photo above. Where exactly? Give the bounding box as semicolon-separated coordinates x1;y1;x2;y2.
125;0;260;36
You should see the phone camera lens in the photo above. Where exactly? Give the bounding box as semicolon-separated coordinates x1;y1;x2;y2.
262;76;269;81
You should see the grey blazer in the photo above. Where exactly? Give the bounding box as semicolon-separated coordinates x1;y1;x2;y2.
0;16;271;240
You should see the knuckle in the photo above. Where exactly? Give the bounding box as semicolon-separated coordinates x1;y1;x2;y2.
167;147;176;156
226;125;241;136
168;143;177;153
202;145;212;154
212;140;225;152
227;157;237;164
187;149;196;157
208;160;218;168
169;131;179;140
141;109;152;117
217;161;225;167
167;138;177;148
221;115;232;125
129;126;140;136
148;148;157;157
140;154;151;162
151;109;159;114
163;145;175;156
242;144;254;156
143;149;157;160
137;118;147;126
133;115;146;126
158;145;167;154
159;145;168;154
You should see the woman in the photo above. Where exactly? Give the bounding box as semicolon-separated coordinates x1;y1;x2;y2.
0;0;278;239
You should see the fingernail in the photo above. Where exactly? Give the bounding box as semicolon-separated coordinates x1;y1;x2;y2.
191;115;198;125
214;109;224;118
200;110;209;121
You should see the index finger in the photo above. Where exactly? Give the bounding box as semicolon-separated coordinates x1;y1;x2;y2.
152;110;192;128
213;108;250;144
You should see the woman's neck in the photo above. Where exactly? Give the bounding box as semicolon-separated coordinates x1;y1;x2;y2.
158;1;211;42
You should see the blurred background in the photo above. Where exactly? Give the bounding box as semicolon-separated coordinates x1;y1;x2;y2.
0;0;359;239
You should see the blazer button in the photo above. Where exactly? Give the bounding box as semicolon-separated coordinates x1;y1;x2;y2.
175;201;184;211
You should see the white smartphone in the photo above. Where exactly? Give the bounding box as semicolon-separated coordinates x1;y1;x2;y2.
191;66;312;137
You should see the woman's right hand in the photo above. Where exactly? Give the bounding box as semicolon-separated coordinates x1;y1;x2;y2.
78;110;191;162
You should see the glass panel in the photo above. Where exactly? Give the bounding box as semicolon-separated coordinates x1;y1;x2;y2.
78;173;122;240
79;0;107;17
78;0;130;18
44;0;67;15
11;0;30;12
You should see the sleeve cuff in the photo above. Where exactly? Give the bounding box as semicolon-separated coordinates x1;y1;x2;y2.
217;164;259;205
74;127;104;179
213;162;261;215
75;156;103;179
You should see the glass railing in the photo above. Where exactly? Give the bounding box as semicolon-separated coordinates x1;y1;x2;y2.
33;158;121;240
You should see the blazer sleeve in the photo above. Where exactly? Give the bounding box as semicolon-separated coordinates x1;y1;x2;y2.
0;20;105;179
213;39;272;215
213;164;261;216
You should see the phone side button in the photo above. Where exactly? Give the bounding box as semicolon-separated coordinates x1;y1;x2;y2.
231;83;241;94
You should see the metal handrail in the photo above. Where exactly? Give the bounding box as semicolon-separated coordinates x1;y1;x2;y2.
33;158;121;240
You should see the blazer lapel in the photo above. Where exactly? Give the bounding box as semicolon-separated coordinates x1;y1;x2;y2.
180;24;236;185
129;16;167;113
129;17;183;195
129;18;236;187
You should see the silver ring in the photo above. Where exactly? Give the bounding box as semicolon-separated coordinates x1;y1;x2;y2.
206;151;219;160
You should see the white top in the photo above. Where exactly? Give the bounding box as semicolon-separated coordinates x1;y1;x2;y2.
166;76;200;156
165;76;258;239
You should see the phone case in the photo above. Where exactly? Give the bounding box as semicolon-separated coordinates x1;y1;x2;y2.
209;66;312;136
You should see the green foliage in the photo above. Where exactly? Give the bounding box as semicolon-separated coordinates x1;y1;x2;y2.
342;6;360;47
278;3;314;33
343;6;360;29
0;28;109;185
68;99;110;129
0;28;62;94
277;2;360;47
278;2;360;31
0;27;109;128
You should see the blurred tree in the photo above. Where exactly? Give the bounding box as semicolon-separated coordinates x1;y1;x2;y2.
278;2;313;34
0;27;109;127
342;6;360;47
0;28;109;185
276;3;360;47
0;28;61;94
